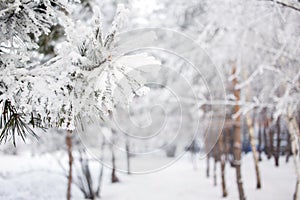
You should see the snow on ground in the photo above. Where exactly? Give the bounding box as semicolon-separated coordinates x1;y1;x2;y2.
103;153;295;200
0;152;295;200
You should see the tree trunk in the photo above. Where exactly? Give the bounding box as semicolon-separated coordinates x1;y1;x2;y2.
213;155;217;186
66;130;73;200
206;154;210;178
287;114;300;200
225;128;230;161
212;141;219;185
258;123;262;161
286;132;291;163
111;149;119;183
263;123;271;159
246;114;262;189
96;138;105;198
261;110;271;159
275;116;281;167
232;65;246;200
268;122;274;161
109;111;119;183
78;150;95;199
267;117;274;161
219;132;228;197
126;139;131;175
96;164;104;197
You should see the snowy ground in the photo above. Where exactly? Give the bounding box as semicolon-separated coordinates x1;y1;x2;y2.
0;152;295;200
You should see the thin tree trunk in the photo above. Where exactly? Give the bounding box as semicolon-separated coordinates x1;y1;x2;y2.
126;139;131;175
109;111;119;183
258;123;262;161
263;126;268;157
219;132;228;197
212;140;218;186
213;155;217;186
261;110;271;159
111;149;119;183
206;154;210;178
286;133;291;163
263;123;271;159
78;150;95;199
275;116;281;167
246;114;262;189
66;130;73;200
96;164;104;197
96;138;105;198
287;114;300;200
232;65;246;200
225;128;230;161
268;121;274;161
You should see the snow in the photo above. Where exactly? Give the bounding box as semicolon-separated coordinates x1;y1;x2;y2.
0;152;295;200
0;1;299;200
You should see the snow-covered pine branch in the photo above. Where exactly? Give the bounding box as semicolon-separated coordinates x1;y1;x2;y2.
0;0;69;145
50;4;160;129
0;3;160;145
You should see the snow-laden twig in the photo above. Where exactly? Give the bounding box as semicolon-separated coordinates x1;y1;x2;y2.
236;65;290;90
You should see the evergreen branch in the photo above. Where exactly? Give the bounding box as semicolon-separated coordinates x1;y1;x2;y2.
0;100;42;146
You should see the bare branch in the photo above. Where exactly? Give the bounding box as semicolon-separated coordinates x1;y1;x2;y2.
260;0;300;12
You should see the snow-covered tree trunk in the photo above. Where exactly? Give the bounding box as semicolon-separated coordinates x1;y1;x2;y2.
246;114;262;189
286;109;300;200
232;65;246;200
